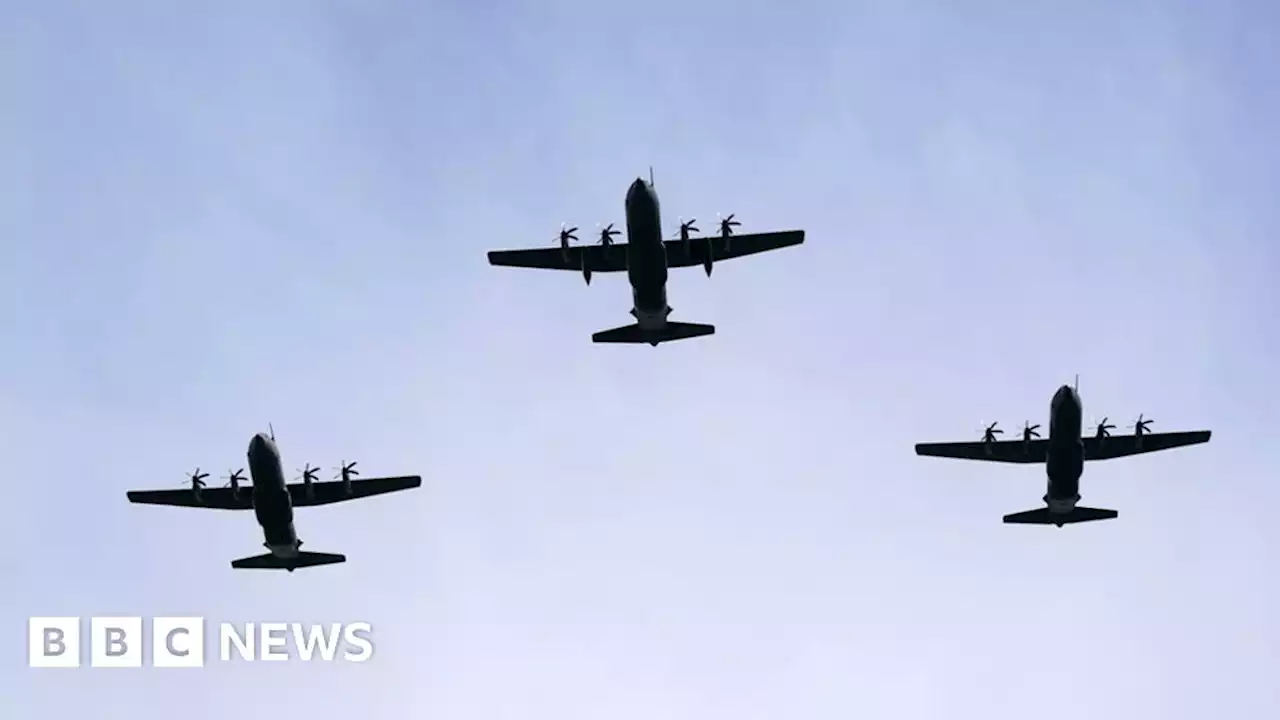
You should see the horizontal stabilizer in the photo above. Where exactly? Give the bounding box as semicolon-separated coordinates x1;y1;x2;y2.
230;550;347;571
1002;506;1118;526
592;321;716;346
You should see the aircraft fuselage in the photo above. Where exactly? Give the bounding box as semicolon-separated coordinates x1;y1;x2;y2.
622;178;670;329
246;433;300;559
1045;385;1085;513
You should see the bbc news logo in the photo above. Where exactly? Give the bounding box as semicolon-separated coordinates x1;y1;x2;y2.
28;617;373;667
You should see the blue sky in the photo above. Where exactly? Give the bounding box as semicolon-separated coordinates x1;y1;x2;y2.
3;0;1277;717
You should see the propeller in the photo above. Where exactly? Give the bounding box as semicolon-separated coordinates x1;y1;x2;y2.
674;217;701;266
1129;414;1153;435
981;422;1003;444
221;468;246;486
333;460;359;495
1093;417;1116;439
295;464;319;484
715;213;741;255
674;218;700;241
598;223;620;246
1019;422;1041;441
717;213;740;236
185;468;209;489
556;224;579;246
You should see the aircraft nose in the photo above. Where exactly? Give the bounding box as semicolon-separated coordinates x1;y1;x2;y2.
1052;384;1080;410
627;177;647;200
248;433;270;454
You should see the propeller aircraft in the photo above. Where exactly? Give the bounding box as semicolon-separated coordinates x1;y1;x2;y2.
487;170;805;346
126;428;421;571
914;381;1211;526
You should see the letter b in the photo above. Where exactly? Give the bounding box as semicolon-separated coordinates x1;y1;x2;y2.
28;617;80;668
106;627;128;656
91;617;142;667
46;628;66;655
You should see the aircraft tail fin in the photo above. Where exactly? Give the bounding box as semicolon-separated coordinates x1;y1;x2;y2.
230;550;347;571
592;321;715;346
1002;506;1118;526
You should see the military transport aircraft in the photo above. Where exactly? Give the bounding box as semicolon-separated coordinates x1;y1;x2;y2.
914;381;1211;526
126;428;421;571
486;171;805;346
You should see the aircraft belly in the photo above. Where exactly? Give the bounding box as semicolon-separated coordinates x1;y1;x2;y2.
633;307;669;330
631;279;667;317
1045;494;1080;514
263;520;297;549
268;543;299;558
1046;474;1081;506
253;488;293;528
1045;440;1083;502
629;248;668;311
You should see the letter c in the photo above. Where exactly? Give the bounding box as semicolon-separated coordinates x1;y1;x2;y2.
166;627;190;657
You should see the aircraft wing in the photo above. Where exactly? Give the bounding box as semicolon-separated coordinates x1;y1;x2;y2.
287;475;422;507
126;487;253;510
487;244;628;272
914;439;1048;464
1083;430;1211;461
666;230;805;268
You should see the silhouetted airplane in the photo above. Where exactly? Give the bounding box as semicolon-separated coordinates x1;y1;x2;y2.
486;171;805;346
914;381;1211;526
126;428;421;570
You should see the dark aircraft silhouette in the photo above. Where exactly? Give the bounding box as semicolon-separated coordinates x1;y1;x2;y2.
126;428;421;570
914;381;1211;526
486;171;805;346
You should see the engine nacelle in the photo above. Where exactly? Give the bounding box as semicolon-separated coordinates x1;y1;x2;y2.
703;248;714;277
302;475;315;501
582;255;592;285
338;463;359;495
